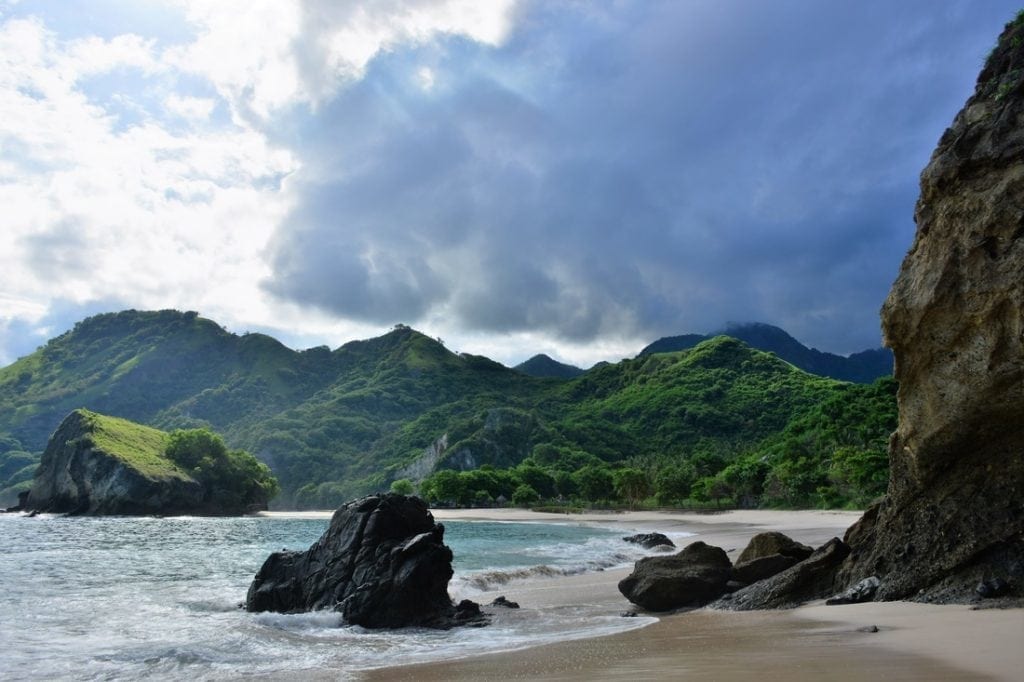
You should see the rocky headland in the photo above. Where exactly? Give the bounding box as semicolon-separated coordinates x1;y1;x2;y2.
21;409;274;515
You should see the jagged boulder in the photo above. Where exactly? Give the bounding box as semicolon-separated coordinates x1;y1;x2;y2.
246;493;483;629
732;532;814;584
623;533;676;550
716;538;850;611
618;541;732;611
835;13;1024;602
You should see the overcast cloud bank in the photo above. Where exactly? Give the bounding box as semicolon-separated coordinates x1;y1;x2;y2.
0;1;1018;367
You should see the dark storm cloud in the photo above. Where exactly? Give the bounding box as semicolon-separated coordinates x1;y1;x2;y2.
264;0;1019;354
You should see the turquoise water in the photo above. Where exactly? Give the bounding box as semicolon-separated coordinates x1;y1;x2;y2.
0;514;666;680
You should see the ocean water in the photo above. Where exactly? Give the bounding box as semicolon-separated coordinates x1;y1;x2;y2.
0;513;679;680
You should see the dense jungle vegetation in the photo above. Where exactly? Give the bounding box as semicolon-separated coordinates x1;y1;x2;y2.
0;310;895;510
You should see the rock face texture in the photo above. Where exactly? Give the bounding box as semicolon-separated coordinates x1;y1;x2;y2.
836;15;1024;602
719;538;851;611
617;541;732;611
246;493;481;629
732;532;814;585
26;410;202;515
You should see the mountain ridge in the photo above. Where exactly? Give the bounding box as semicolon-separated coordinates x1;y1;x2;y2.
0;309;896;509
640;322;892;384
513;354;586;379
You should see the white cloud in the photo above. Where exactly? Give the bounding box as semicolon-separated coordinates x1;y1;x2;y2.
63;33;161;77
164;94;216;120
0;16;296;343
165;1;304;120
0;1;525;364
415;65;435;90
165;0;519;119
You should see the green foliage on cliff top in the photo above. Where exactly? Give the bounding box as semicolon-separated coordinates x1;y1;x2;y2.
61;409;279;510
75;409;186;482
165;427;279;509
409;343;895;511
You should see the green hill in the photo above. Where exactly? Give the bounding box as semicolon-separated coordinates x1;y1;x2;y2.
0;310;896;510
514;354;586;379
640;322;894;383
403;338;896;510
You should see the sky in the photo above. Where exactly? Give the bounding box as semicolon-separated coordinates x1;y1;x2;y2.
0;1;1018;368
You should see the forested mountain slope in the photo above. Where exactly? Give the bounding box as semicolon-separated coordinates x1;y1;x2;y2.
0;310;895;509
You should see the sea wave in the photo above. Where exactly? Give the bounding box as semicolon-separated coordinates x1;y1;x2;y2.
458;564;580;591
452;529;691;595
253;610;346;631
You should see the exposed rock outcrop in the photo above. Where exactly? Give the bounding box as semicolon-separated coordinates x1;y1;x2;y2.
25;410;203;515
246;493;484;629
717;538;851;610
826;576;881;606
617;541;732;611
835;14;1024;603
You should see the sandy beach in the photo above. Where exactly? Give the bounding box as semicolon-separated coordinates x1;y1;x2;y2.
349;508;1024;681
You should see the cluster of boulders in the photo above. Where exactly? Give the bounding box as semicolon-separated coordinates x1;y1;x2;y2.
618;531;876;612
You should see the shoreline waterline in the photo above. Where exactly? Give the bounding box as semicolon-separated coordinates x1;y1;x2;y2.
0;511;674;680
351;508;1022;682
5;509;1019;680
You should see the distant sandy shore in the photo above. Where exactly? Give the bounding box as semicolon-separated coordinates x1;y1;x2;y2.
339;507;1023;681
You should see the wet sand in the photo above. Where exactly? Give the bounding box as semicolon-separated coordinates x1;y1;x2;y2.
355;508;1024;681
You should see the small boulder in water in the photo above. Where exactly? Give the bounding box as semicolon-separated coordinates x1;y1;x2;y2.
622;533;676;550
245;493;485;629
490;595;520;609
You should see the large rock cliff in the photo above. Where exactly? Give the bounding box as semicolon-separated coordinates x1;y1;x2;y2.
24;409;254;515
26;410;202;514
836;14;1024;601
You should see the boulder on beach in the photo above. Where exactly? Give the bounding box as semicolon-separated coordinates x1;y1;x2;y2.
245;493;485;629
716;538;850;611
618;541;732;611
732;532;814;584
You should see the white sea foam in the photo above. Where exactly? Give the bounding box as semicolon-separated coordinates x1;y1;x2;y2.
0;515;670;679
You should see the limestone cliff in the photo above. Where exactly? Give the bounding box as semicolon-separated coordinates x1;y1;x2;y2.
837;13;1024;601
26;410;203;515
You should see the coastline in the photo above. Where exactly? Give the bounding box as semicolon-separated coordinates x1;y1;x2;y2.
309;507;1024;681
